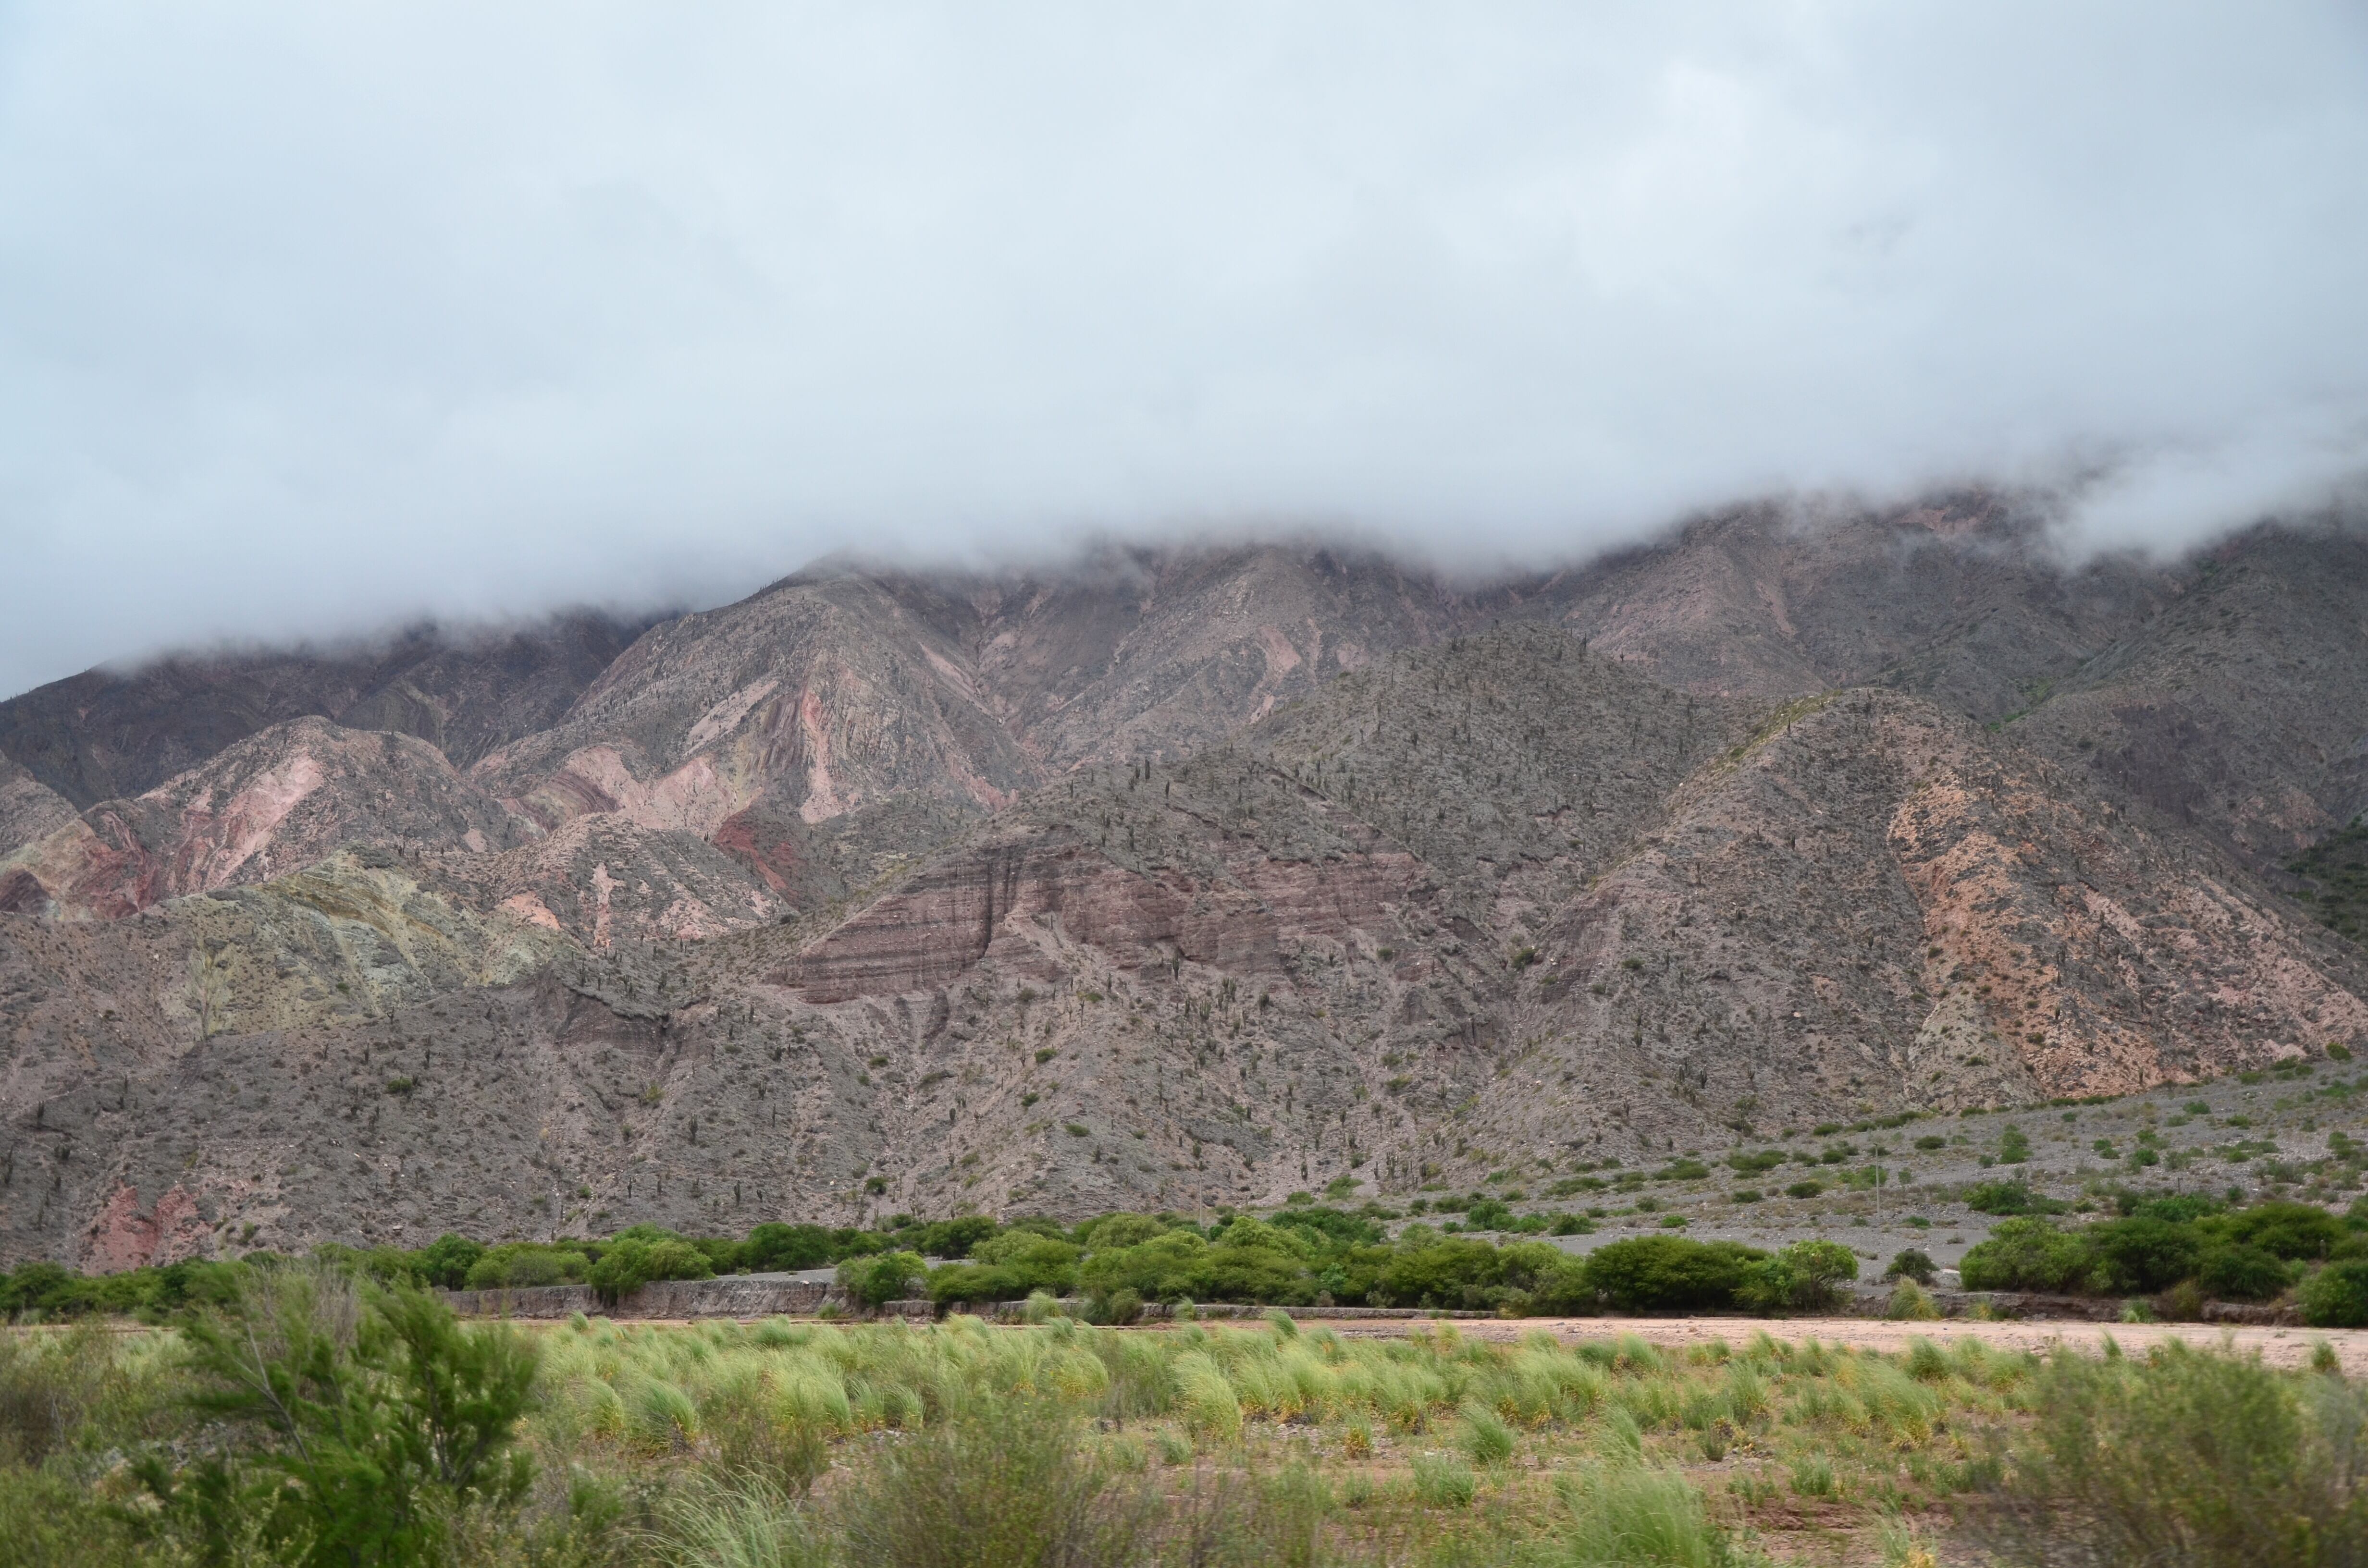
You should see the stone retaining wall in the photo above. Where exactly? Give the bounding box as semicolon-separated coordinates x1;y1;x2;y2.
963;1300;1495;1324
1843;1281;2301;1326
442;1277;839;1319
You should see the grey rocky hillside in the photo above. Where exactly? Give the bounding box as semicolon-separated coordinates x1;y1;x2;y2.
5;507;2368;1266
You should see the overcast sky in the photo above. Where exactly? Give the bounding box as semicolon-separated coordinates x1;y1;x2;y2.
2;3;2365;698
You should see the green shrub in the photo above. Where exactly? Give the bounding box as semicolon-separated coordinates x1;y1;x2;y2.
1582;1238;1767;1312
1464;1198;1516;1231
2302;1261;2368;1328
1884;1249;1937;1285
145;1268;538;1568
1958;1218;2090;1292
1963;1180;2062;1216
742;1222;839;1272
839;1251;928;1309
2129;1194;2223;1225
1735;1240;1858;1313
411;1233;484;1291
587;1237;714;1303
1995;1341;2368;1566
1267;1205;1385;1248
1079;1213;1170;1250
928;1233;1084;1305
2208;1200;2347;1261
461;1242;590;1290
2083;1217;2204;1294
2197;1244;2291;1302
1376;1237;1512;1311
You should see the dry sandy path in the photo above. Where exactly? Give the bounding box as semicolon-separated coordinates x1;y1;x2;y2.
1295;1313;2368;1372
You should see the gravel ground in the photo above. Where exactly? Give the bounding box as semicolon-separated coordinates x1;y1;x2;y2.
1464;1058;2368;1276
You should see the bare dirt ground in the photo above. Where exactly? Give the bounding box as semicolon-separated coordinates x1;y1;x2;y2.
1298;1312;2368;1372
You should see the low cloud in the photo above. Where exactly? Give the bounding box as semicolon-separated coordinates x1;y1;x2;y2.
2;2;2364;694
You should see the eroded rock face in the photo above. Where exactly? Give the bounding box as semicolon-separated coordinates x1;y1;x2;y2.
0;718;530;920
472;576;1047;841
425;814;783;950
470;544;1490;891
776;825;1428;1004
0;758;75;862
1456;689;2368;1174
2010;524;2368;870
83;1183;210;1273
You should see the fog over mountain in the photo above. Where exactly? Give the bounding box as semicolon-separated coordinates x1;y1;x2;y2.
4;4;2366;694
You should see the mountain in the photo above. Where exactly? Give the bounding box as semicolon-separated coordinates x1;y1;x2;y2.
5;501;2368;1266
1519;497;2179;713
0;758;75;861
0;718;530;920
0;611;654;812
2008;522;2368;868
468;545;1475;908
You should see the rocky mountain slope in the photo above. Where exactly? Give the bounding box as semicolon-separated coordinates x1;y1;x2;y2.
0;611;652;816
0;759;75;861
2009;522;2368;868
0;719;530;919
5;502;2368;1267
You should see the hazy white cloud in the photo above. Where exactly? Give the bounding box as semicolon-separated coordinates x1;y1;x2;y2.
1;2;2364;694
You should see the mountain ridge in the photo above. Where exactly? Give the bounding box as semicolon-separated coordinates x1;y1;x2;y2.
5;502;2367;1266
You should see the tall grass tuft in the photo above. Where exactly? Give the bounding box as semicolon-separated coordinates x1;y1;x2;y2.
663;1476;828;1568
1546;1461;1743;1567
1162;1463;1331;1568
1172;1351;1242;1444
631;1378;702;1449
1459;1401;1515;1466
1410;1453;1478;1509
834;1396;1150;1568
0;1325;123;1465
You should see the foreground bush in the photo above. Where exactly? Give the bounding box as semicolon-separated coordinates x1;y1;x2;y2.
1994;1341;2368;1566
2302;1260;2368;1328
139;1264;540;1568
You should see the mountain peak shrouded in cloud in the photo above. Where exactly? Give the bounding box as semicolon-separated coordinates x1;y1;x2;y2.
3;2;2365;697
